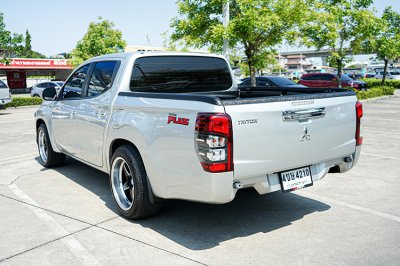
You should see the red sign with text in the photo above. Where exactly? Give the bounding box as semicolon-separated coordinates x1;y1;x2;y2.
0;59;73;69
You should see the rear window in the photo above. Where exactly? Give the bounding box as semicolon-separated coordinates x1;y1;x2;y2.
340;75;353;82
0;80;8;89
130;56;232;93
301;74;321;81
267;76;297;86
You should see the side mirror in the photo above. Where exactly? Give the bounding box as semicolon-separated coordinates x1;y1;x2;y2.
43;87;57;101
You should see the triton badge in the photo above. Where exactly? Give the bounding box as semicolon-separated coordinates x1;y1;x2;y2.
300;126;311;141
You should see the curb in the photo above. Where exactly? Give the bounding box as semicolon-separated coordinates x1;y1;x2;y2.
3;105;41;110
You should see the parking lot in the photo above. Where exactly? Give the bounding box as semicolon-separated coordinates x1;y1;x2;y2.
0;93;399;265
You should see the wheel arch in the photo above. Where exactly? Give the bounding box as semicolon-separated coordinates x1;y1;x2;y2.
109;139;143;166
109;138;158;201
36;119;46;142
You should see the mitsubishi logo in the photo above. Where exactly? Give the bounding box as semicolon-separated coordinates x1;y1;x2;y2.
300;126;311;141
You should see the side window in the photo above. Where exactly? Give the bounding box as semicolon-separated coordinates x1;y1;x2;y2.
62;64;90;99
87;61;118;97
257;78;271;86
242;78;250;86
44;83;54;88
37;83;46;88
321;74;333;81
0;80;7;88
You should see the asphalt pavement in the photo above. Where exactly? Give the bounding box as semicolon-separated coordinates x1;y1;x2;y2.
0;93;399;265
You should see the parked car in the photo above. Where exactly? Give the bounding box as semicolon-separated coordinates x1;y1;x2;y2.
365;73;376;78
35;52;362;219
346;73;363;80
374;71;400;80
0;80;12;109
31;81;64;98
299;73;367;90
239;76;307;88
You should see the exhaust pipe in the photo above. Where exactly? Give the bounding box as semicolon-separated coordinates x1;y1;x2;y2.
233;182;243;189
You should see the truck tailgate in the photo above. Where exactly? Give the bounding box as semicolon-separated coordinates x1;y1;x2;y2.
223;95;357;179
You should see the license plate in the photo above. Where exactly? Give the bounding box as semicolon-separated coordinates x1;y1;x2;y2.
279;166;313;193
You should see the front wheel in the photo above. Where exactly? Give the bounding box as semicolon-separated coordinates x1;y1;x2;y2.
37;123;65;167
110;145;161;219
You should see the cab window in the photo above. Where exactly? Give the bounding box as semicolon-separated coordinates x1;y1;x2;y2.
61;64;90;99
86;61;118;97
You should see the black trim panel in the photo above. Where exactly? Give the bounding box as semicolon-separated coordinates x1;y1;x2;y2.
222;91;355;106
118;88;355;106
118;91;223;105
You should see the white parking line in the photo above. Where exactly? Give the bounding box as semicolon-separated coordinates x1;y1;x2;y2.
8;184;102;265
364;118;400;122
299;192;400;223
361;152;400;160
364;129;400;135
0;118;33;124
0;153;37;163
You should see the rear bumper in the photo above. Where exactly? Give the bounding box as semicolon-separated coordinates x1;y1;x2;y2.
158;149;361;204
0;98;12;105
234;149;361;196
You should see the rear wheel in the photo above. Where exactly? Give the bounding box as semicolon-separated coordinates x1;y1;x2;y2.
37;123;65;167
110;145;160;219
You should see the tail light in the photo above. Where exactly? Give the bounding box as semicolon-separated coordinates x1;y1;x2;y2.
195;113;233;173
355;101;363;146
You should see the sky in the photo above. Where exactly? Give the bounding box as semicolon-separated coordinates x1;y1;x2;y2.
1;0;399;57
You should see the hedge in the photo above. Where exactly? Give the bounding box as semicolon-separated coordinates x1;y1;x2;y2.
356;86;395;100
361;78;400;89
4;96;43;108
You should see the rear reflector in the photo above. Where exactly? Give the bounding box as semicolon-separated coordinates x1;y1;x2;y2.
355;101;363;146
195;113;233;173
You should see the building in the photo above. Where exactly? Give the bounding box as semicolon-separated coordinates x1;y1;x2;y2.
0;58;73;93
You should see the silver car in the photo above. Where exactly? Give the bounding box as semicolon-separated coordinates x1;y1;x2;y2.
31;81;64;98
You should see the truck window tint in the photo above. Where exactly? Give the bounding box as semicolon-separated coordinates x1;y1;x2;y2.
87;61;118;97
0;80;7;88
130;56;232;93
62;64;90;99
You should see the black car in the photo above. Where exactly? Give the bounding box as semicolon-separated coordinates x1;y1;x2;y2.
239;76;307;88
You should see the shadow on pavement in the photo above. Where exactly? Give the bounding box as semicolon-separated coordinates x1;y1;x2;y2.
52;157;331;250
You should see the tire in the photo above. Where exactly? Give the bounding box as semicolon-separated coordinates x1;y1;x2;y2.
37;123;66;167
110;145;161;219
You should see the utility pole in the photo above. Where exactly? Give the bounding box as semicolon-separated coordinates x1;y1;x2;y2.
223;0;230;61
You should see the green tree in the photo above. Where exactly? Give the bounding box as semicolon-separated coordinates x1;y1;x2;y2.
171;0;309;86
24;29;32;57
0;12;23;64
367;7;400;85
301;0;377;81
71;17;126;66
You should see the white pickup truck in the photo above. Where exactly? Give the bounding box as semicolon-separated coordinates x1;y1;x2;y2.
0;80;12;108
35;52;363;219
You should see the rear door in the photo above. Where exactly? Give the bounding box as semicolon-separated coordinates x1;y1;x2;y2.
224;95;357;178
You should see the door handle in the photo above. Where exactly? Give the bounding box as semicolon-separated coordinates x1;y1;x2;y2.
70;111;77;118
282;108;326;121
